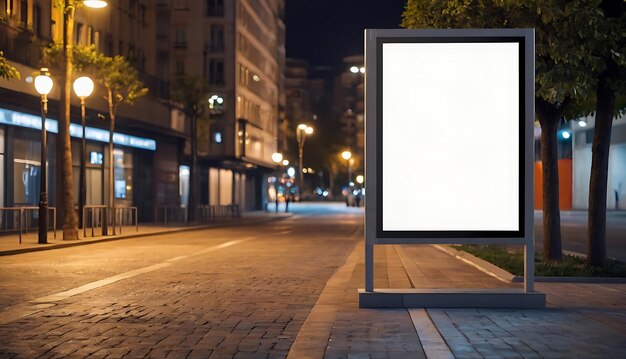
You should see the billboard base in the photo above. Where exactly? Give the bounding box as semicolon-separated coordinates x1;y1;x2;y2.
358;288;546;309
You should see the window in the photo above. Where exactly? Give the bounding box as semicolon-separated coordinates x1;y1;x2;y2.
93;30;100;50
19;0;26;25
175;27;186;47
139;5;146;25
208;59;224;85
33;4;41;37
75;23;83;44
206;0;223;17
210;25;224;52
86;26;93;46
174;0;188;10
176;60;185;75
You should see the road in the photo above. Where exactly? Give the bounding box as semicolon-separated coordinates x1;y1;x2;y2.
0;203;363;358
534;210;626;261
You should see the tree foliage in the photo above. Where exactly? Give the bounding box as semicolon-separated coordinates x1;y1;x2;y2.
0;51;20;80
45;44;148;117
401;0;596;262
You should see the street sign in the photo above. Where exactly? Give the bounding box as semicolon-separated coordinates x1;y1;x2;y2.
362;29;544;308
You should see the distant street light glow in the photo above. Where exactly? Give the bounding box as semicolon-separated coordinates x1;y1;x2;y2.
83;0;108;8
578;120;587;127
350;66;359;73
271;152;283;163
304;126;313;134
282;159;289;166
341;151;352;160
298;123;307;130
359;67;365;73
287;167;296;177
561;130;571;139
356;175;364;184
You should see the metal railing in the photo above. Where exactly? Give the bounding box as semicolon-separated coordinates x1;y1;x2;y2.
0;206;56;244
82;205;138;237
82;205;107;237
113;206;138;235
155;204;241;225
155;205;188;225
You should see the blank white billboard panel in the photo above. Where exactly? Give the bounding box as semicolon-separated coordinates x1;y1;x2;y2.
381;42;520;231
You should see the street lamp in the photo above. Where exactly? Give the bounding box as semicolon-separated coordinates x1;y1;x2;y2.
341;150;353;183
58;0;107;240
296;123;313;199
73;76;94;231
271;152;283;164
34;68;53;244
83;0;108;8
356;175;364;185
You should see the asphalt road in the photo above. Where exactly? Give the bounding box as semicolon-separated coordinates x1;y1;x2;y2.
0;203;363;358
534;210;626;261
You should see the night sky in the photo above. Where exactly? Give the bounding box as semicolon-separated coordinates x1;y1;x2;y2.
285;0;407;71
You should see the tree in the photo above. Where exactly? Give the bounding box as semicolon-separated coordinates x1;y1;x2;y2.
402;0;592;262
0;51;20;80
579;0;626;266
84;50;147;231
170;74;210;221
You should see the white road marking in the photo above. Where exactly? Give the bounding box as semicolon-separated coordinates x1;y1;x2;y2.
0;238;252;324
409;309;455;359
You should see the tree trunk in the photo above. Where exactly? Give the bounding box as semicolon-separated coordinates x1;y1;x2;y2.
105;90;116;235
587;75;615;267
59;3;78;240
189;110;198;222
536;98;564;262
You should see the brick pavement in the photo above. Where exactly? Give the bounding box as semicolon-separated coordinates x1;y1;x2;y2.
0;214;359;358
1;206;625;358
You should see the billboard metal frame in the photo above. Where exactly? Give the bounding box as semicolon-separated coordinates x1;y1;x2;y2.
363;29;542;307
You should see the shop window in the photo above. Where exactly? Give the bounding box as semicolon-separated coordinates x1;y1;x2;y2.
113;149;133;202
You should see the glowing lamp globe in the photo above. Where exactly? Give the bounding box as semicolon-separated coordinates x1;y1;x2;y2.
73;76;94;98
34;69;53;95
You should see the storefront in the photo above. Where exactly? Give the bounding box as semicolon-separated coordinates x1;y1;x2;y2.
0;107;164;219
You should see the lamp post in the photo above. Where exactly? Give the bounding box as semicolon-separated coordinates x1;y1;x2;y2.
73;76;94;231
34;68;54;244
58;0;107;240
341;150;352;182
296;124;313;199
271;152;283;212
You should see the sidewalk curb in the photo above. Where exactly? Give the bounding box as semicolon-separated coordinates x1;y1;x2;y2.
435;244;626;284
0;214;293;257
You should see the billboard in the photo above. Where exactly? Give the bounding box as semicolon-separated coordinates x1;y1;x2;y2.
365;29;534;245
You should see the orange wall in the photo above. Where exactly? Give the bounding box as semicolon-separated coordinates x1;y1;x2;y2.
534;159;573;210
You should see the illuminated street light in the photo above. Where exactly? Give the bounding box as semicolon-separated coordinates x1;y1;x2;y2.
350;66;359;73
356;175;364;184
341;150;353;185
73;76;94;229
341;150;352;161
296;123;314;198
578;120;587;127
282;159;289;166
271;152;283;163
83;0;108;8
34;68;53;244
359;67;365;73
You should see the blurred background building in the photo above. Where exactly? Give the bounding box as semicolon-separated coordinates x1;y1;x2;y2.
0;0;287;223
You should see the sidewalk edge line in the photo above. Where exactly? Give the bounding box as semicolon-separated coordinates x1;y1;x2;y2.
408;308;455;359
432;244;514;283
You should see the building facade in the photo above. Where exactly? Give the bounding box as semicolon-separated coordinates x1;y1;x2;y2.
160;0;286;211
1;0;186;222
